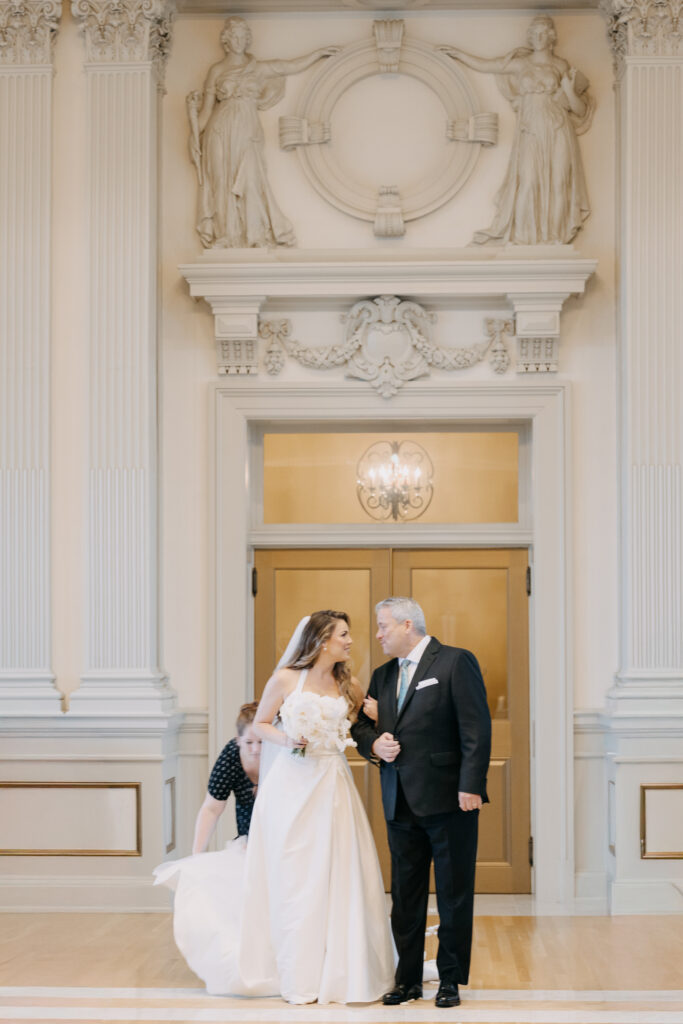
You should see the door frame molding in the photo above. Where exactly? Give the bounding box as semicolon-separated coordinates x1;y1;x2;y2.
210;380;572;905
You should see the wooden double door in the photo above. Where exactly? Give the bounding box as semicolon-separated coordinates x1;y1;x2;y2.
253;548;530;893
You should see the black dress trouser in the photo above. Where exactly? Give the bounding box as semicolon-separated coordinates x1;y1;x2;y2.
386;778;479;987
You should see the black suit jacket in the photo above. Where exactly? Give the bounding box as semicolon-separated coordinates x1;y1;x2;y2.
351;638;492;820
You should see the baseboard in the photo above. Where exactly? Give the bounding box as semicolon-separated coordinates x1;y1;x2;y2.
0;874;173;912
609;879;683;914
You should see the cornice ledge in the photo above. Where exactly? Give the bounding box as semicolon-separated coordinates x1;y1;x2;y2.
181;246;598;302
187;252;596;377
0;0;62;65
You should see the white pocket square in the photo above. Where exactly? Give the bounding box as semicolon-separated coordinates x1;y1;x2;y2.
416;677;439;690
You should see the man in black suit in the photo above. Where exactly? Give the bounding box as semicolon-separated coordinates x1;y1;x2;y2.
352;597;491;1009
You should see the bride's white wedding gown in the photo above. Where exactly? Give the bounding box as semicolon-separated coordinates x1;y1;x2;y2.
154;671;395;1003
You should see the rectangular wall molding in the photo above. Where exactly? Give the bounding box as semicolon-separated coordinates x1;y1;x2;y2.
0;782;140;856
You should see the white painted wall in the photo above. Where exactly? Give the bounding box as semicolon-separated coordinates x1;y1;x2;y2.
159;10;617;716
2;7;619;907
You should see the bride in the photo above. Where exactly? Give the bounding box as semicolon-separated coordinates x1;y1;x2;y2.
155;610;395;1004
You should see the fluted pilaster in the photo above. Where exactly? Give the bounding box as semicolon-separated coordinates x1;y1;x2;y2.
0;1;62;713
601;3;683;700
70;0;175;714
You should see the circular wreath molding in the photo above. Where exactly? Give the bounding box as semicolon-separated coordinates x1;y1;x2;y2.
279;20;498;237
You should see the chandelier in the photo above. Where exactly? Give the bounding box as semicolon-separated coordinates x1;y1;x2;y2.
356;440;434;522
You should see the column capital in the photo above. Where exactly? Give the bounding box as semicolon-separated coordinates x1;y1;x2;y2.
71;0;174;81
600;0;683;77
0;0;61;65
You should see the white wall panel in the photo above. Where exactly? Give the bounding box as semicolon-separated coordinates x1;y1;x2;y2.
0;783;139;854
641;785;683;859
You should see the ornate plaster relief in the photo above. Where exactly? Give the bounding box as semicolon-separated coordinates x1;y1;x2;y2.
0;0;61;64
180;249;596;379
71;0;174;80
279;20;498;238
260;300;513;396
187;17;338;249
440;15;594;246
600;0;683;75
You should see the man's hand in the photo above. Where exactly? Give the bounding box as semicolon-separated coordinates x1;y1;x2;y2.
459;792;482;812
372;732;401;763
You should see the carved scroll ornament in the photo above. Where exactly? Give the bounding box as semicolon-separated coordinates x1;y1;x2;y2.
0;0;61;64
260;296;513;398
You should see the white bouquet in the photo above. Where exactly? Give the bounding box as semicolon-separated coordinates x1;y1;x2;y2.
279;692;357;758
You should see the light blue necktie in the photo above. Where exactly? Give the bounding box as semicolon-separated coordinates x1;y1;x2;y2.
397;659;411;712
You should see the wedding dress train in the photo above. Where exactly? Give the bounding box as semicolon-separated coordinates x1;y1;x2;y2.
154;670;395;1003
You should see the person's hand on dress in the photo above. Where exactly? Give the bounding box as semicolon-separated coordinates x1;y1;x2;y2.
372;733;400;762
458;792;483;812
288;734;307;750
363;695;378;723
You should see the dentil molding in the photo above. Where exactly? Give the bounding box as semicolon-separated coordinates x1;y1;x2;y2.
0;0;61;64
600;0;683;75
180;248;597;379
71;0;174;79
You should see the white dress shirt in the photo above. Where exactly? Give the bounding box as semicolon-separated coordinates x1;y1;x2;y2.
396;634;432;698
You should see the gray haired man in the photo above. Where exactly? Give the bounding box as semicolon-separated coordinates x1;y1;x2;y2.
352;597;491;1008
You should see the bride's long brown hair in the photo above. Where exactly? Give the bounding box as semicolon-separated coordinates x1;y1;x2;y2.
286;610;357;710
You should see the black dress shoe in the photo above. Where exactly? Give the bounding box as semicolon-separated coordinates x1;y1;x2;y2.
435;981;461;1007
382;983;423;1005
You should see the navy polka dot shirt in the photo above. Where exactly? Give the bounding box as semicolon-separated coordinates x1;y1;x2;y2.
207;737;256;837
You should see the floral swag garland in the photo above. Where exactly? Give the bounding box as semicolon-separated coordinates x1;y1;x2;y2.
259;296;513;399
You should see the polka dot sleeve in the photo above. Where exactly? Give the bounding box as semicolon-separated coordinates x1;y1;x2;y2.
207;737;256;836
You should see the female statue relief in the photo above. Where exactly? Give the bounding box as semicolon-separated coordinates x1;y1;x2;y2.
440;16;594;246
187;18;338;249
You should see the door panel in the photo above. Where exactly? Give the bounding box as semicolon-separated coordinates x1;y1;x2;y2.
253;549;390;698
393;548;530;893
254;547;530;894
253;549;393;886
